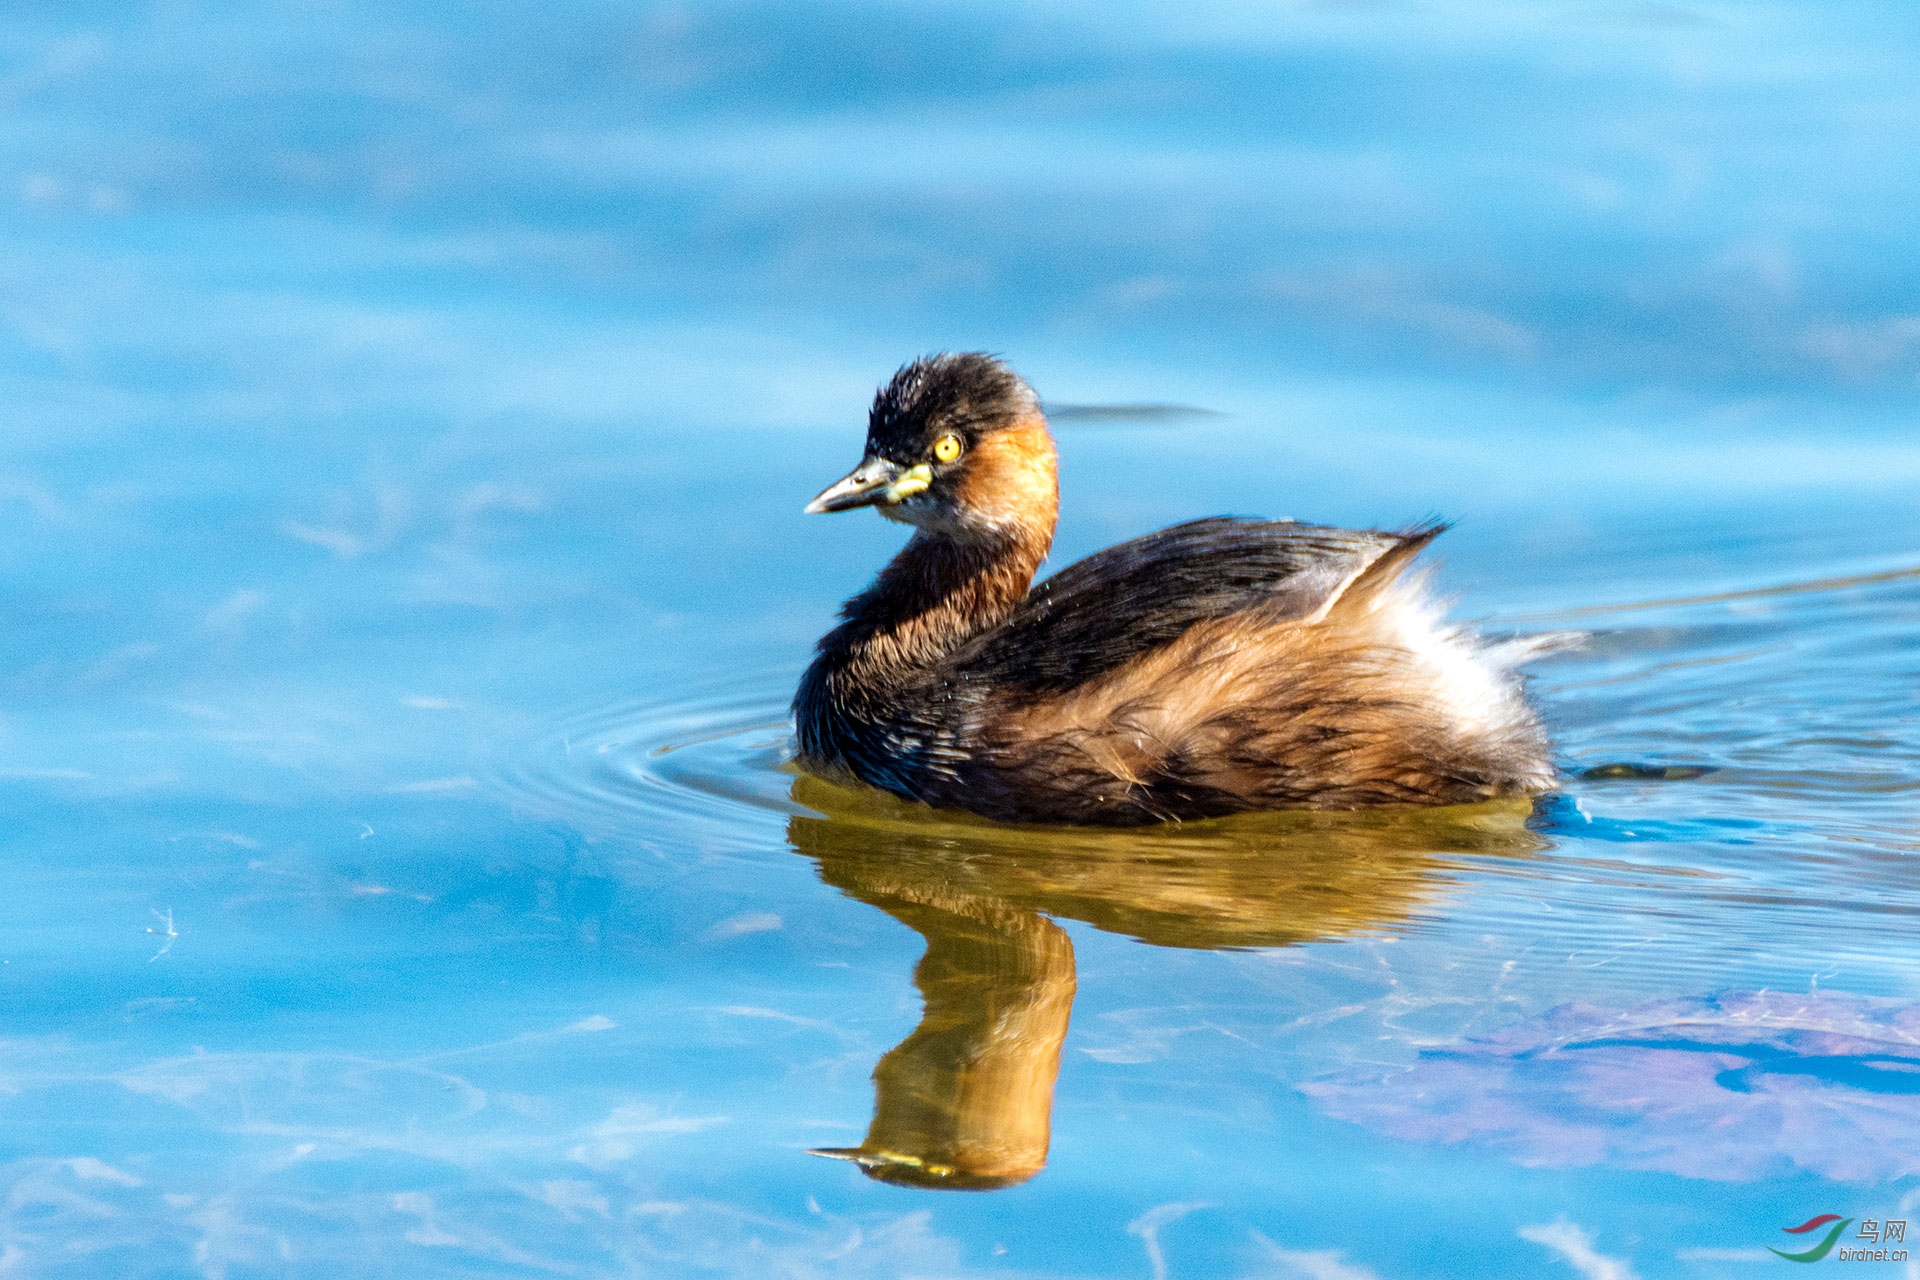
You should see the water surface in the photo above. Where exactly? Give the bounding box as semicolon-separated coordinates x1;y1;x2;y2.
2;2;1919;1276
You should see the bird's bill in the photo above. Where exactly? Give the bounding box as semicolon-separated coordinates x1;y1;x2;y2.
804;457;932;513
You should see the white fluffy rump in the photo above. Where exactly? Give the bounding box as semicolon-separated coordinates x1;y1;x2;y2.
1366;566;1566;759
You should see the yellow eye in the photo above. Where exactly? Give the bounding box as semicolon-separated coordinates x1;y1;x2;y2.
932;434;963;463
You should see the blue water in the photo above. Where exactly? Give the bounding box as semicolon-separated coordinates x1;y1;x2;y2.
3;2;1919;1275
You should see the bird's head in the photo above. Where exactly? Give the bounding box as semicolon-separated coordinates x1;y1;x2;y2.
806;353;1058;548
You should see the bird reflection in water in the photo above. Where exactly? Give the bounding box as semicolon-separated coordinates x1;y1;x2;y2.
785;772;1546;1190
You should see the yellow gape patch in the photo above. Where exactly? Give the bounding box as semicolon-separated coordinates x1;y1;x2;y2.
885;464;933;501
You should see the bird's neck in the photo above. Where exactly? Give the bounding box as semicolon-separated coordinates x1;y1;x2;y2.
837;414;1060;673
797;414;1059;768
827;526;1052;682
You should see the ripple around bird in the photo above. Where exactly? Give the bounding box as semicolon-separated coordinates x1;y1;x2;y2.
492;562;1920;987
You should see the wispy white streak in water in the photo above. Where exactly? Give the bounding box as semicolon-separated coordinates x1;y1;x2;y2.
1129;1202;1212;1280
1519;1220;1641;1280
1251;1232;1388;1280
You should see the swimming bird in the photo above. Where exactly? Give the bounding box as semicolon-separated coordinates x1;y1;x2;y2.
793;353;1553;826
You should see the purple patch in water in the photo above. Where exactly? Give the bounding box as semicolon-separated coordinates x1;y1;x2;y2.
1301;991;1920;1182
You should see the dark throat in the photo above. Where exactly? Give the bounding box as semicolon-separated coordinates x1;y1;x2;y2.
823;528;1050;689
798;521;1052;752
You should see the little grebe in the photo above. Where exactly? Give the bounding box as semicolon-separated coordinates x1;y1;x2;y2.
793;353;1553;826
